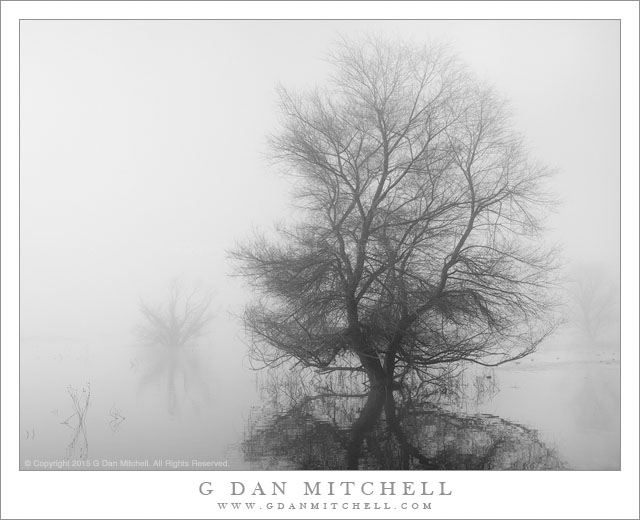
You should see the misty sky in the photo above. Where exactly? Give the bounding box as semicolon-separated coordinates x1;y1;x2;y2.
20;20;620;340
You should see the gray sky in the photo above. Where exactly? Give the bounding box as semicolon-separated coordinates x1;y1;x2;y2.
20;20;620;340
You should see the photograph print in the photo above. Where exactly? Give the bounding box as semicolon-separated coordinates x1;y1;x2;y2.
19;19;621;471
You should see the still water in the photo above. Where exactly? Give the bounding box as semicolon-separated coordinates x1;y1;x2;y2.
20;334;619;470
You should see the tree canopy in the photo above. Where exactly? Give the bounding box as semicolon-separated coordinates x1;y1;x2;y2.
136;280;213;347
234;36;558;397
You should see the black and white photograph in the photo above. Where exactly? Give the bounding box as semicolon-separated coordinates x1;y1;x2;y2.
2;2;638;519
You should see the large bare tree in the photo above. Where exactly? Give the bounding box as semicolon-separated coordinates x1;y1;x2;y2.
234;36;559;466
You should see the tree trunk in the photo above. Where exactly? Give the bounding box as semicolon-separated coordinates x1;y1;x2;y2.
346;382;386;469
346;330;391;469
383;392;442;469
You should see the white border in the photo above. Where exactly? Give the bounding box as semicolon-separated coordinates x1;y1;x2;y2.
2;2;638;519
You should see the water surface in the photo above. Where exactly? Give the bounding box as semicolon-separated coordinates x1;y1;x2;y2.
20;335;620;470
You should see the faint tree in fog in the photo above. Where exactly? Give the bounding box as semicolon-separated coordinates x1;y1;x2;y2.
136;280;213;347
570;263;620;344
233;36;559;464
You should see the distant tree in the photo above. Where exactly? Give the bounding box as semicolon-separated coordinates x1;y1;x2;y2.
136;280;213;347
234;36;559;466
570;263;620;344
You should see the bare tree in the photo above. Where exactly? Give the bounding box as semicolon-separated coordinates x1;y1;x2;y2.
136;280;213;347
233;36;559;465
570;263;620;344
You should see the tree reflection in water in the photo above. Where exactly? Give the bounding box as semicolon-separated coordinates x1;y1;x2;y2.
243;369;564;470
136;345;212;417
61;383;91;460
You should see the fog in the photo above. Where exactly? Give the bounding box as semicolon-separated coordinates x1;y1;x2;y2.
20;20;620;470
